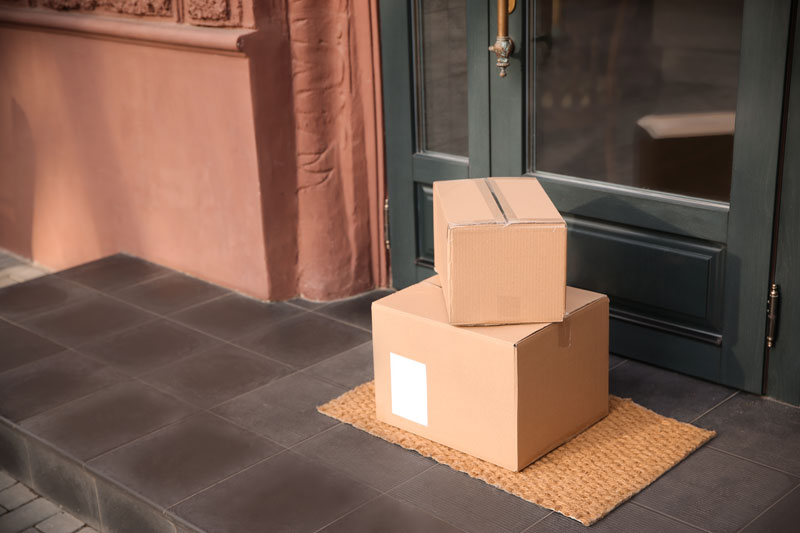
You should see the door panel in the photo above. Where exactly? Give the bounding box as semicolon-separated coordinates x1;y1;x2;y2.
566;215;726;333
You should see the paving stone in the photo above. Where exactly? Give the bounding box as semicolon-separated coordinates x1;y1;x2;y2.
237;313;370;369
527;503;703;532
0;351;126;422
294;424;433;491
696;393;800;475
741;485;800;533
305;341;374;390
0;276;92;321
22;381;196;461
114;273;228;315
609;359;734;422
0;482;36;510
634;447;798;532
174;451;377;533
316;289;394;330
0;471;15;490
170;293;303;341
36;511;85;533
58;254;170;293
0;498;59;532
391;466;548;533
89;412;281;507
320;495;462;532
76;528;99;533
141;345;290;409
21;294;154;348
0;321;64;373
213;372;344;447
77;319;219;376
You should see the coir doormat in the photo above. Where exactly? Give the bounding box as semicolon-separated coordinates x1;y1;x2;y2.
318;381;715;526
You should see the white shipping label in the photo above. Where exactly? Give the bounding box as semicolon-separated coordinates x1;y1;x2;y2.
389;352;428;426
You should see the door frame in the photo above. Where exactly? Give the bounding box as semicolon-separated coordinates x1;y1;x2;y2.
381;0;491;289
766;0;800;405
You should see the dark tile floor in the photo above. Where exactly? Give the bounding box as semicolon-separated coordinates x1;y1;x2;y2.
0;254;799;532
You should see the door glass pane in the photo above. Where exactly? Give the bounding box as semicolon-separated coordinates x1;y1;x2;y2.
417;0;468;157
531;0;743;202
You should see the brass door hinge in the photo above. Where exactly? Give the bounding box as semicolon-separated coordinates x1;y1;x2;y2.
384;197;391;251
766;283;780;348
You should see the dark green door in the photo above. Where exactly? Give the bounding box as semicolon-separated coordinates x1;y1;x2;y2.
382;0;794;393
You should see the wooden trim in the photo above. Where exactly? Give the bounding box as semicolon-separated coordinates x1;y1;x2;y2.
721;0;794;393
531;171;730;242
766;0;800;405
0;7;254;53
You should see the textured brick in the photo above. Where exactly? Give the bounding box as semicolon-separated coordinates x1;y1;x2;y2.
37;511;85;533
0;498;58;532
0;483;36;510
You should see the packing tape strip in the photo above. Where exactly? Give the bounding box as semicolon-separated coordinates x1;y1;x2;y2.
475;178;506;223
485;178;518;222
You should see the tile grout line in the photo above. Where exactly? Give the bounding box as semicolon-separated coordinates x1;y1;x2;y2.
520;510;553;532
53;273;317;379
735;483;800;532
166;420;349;512
308;308;373;333
608;357;628;372
629;501;712;532
689;390;739;424
82;380;285;466
3;271;373;395
706;445;800;478
165;447;291;512
310;463;447;533
8;374;129;430
0;276;98;323
308;493;386;533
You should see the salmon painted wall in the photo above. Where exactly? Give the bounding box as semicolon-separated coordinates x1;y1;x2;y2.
0;0;387;301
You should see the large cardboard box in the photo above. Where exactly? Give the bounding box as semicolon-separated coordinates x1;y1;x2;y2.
433;177;567;325
372;276;609;471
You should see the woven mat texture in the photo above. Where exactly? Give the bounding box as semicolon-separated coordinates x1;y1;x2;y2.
318;381;715;526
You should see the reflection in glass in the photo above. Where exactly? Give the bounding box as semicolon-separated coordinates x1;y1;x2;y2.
531;0;742;201
419;0;468;157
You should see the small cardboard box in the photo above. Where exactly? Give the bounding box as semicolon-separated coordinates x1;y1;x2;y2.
372;276;609;471
433;177;567;325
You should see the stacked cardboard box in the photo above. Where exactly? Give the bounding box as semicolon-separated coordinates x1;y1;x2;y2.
372;177;609;471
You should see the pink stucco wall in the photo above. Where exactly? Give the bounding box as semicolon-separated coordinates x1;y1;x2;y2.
0;0;387;301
